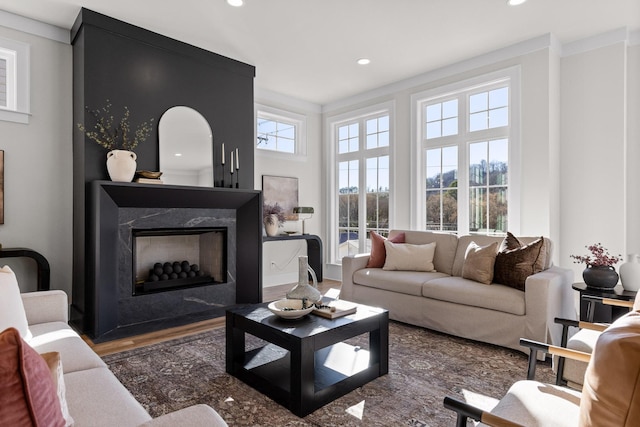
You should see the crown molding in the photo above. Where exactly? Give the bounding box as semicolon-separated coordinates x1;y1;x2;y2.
561;27;630;57
255;87;322;114
0;9;68;44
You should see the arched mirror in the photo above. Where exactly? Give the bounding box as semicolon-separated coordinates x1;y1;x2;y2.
159;106;213;186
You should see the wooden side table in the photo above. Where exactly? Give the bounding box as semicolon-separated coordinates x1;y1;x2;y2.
572;282;636;322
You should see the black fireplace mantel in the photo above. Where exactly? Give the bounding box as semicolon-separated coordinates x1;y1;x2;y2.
71;181;262;341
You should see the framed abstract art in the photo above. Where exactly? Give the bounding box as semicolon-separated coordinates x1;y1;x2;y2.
262;175;298;221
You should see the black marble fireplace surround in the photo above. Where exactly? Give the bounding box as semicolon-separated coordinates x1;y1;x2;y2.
79;181;262;342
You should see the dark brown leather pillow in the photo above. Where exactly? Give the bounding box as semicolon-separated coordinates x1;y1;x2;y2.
493;237;545;291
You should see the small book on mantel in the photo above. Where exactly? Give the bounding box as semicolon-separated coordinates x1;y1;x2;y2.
312;299;358;319
135;178;164;184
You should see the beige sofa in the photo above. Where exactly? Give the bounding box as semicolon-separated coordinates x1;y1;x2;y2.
5;280;227;426
341;230;575;354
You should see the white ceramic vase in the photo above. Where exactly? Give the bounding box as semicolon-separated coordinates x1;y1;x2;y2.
106;150;137;182
264;214;279;237
620;254;640;292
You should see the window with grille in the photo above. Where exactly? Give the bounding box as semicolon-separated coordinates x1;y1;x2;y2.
416;70;518;235
256;105;306;156
0;38;30;124
331;105;392;263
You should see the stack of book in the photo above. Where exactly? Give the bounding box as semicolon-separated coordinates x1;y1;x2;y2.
134;170;163;184
312;299;358;319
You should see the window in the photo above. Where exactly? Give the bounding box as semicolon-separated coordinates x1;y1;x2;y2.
256;105;306;156
0;37;30;124
416;69;519;235
0;57;7;108
330;104;392;263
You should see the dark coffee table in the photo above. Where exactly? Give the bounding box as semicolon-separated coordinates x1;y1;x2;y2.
225;300;389;417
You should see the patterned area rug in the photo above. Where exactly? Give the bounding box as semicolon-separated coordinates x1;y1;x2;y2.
102;321;555;426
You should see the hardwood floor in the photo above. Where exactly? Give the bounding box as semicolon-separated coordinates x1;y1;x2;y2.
87;279;341;357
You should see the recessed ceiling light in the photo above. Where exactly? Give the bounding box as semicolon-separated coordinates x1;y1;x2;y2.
174;153;182;157
507;0;527;5
357;58;371;65
227;0;244;6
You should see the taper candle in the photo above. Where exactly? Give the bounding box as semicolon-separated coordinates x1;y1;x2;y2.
221;143;225;165
235;148;239;170
230;151;234;174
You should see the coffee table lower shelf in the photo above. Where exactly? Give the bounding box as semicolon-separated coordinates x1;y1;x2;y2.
233;342;377;414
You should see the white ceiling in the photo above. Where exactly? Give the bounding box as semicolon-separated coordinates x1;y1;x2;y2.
0;0;638;106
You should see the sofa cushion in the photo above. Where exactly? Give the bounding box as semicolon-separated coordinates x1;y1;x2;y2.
353;268;449;296
422;276;526;315
0;265;31;340
0;327;66;427
64;367;152;427
462;241;498;285
366;231;405;268
493;237;545;291
383;241;436;272
28;321;107;373
392;230;459;275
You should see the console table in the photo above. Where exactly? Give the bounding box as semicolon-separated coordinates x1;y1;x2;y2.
0;247;50;291
263;234;323;282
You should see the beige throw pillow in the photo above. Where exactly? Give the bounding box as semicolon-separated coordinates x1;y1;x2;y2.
462;241;499;285
41;352;74;427
382;241;437;272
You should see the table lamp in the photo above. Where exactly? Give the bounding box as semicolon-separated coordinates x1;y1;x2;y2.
293;207;314;235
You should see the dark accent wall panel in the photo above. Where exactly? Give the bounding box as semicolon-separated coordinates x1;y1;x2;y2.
71;8;257;333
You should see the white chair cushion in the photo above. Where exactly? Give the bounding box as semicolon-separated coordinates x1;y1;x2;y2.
484;380;581;427
0;265;31;340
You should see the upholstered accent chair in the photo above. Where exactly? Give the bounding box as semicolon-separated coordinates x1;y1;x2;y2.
555;295;636;389
444;308;640;426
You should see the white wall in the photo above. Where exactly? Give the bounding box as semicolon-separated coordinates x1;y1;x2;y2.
560;42;628;283
254;91;324;286
321;32;637;286
0;23;73;294
627;44;640;257
322;41;562;280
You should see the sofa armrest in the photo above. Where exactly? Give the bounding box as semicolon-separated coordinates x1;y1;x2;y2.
340;254;371;301
523;266;575;347
138;404;227;427
21;290;69;325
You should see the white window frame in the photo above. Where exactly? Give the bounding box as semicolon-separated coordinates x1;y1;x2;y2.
410;67;521;235
326;101;395;265
0;36;30;124
255;104;307;160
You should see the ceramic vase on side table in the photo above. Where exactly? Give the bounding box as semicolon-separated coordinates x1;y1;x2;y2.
620;254;640;292
264;214;279;237
582;265;619;289
106;150;137;182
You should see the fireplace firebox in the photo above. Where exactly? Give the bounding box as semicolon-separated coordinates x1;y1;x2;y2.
132;227;227;295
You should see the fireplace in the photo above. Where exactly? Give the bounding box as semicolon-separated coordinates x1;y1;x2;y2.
132;227;227;295
73;181;262;342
